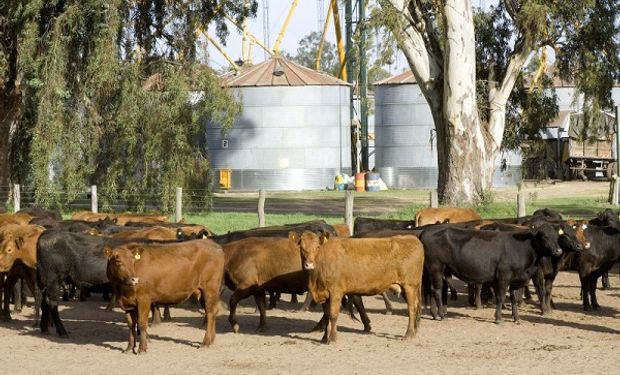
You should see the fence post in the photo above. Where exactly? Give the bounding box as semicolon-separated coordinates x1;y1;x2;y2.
345;190;354;235
175;187;183;223
258;189;266;227
517;183;526;218
430;190;438;208
13;184;20;212
91;185;98;213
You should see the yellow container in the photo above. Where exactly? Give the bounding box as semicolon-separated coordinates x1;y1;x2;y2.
219;169;232;190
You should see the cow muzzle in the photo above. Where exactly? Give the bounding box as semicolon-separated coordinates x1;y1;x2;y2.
552;248;563;257
584;242;591;250
303;262;315;270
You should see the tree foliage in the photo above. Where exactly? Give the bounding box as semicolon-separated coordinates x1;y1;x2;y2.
284;31;340;77
0;0;255;211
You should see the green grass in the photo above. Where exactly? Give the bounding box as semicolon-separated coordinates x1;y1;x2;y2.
188;196;613;234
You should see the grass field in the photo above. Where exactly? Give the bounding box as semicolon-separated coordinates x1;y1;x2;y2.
188;183;613;234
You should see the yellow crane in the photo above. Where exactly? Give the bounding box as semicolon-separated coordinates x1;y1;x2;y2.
315;0;347;80
272;0;299;55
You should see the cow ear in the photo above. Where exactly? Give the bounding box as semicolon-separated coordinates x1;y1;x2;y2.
103;246;113;258
288;231;298;243
13;236;24;251
320;232;330;245
528;225;538;236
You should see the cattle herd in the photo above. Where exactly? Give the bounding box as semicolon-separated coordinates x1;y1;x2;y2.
0;206;618;354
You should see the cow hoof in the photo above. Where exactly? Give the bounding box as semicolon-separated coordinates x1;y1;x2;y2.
384;310;392;315
137;351;147;356
363;325;372;333
494;320;503;325
232;323;240;334
255;325;267;333
592;305;601;311
583;305;592;312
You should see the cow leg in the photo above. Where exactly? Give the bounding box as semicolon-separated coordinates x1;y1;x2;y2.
13;279;23;313
381;292;393;315
579;275;592;311
509;286;521;323
324;293;342;344
350;295;371;332
403;284;421;339
137;300;150;354
1;273;15;321
200;286;218;348
474;283;483;310
228;288;251;333
429;274;444;320
446;278;458;301
601;271;610;290
45;283;68;337
290;294;298;304
253;292;267;332
151;304;162;325
22;270;39;326
124;309;138;354
589;277;601;310
531;270;549;315
267;292;279;310
543;277;554;314
493;281;508;324
162;305;172;322
299;293;313;312
105;294;115;311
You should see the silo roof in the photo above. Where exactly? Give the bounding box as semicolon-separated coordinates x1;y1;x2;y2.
221;56;349;87
374;70;417;85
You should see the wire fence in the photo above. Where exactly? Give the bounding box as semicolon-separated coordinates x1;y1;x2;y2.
0;185;212;215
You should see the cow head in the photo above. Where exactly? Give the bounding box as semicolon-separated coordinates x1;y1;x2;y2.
289;230;329;270
529;223;563;257
104;246;143;287
0;232;24;272
566;219;591;250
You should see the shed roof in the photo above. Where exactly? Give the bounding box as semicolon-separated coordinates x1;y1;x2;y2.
220;56;349;88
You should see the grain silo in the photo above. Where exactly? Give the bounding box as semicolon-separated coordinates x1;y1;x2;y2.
207;57;351;191
374;70;521;189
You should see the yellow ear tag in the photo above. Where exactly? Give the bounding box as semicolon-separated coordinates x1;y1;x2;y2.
134;253;141;260
558;229;564;235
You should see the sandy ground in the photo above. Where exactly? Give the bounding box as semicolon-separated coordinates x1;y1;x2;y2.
2;271;620;374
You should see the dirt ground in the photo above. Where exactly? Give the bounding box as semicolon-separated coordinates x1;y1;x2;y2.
2;271;620;374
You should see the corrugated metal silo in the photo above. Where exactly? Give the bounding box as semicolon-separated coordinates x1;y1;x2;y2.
374;70;521;189
207;57;351;191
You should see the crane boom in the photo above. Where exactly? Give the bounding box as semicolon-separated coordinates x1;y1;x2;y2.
272;0;300;54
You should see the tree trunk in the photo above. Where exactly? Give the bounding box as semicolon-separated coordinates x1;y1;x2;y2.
436;0;491;205
0;117;10;208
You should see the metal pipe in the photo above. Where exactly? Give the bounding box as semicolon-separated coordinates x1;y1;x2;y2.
272;0;300;54
315;0;333;71
223;14;273;56
203;32;240;71
345;0;356;173
332;0;347;80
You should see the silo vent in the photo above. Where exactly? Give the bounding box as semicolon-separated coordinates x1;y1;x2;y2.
273;61;285;77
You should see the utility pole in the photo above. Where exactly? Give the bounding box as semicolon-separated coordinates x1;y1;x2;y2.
345;0;357;173
358;0;369;172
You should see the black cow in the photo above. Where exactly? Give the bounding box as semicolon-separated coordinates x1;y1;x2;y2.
36;232;176;336
353;217;415;235
420;223;577;323
566;214;620;310
17;207;62;222
209;220;337;246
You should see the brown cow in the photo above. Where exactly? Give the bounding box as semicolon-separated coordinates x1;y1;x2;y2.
332;223;351;238
290;231;424;344
104;239;224;354
0;213;34;227
223;236;371;334
71;212;168;225
415;207;481;227
108;226;179;241
0;224;45;321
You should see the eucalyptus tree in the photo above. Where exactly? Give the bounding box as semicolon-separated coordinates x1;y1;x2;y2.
0;0;255;210
377;0;620;205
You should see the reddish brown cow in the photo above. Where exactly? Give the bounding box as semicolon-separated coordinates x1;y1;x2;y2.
0;224;45;321
415;207;481;227
290;231;424;344
108;226;178;241
332;223;351;237
71;212;168;225
0;213;33;226
104;239;224;354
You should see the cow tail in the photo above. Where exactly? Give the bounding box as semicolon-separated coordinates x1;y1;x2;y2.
346;297;359;322
414;212;421;228
415;281;422;331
